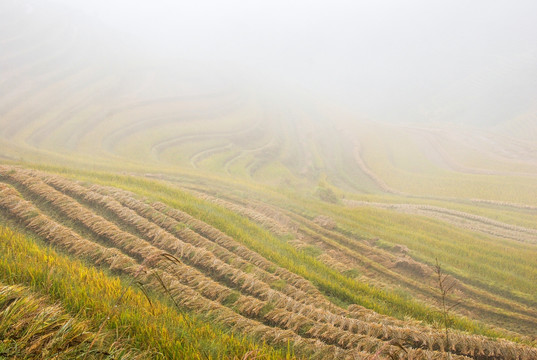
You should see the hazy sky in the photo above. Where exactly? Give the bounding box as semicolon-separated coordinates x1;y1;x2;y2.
48;0;537;124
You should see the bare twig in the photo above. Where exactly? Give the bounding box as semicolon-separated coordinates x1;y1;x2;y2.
434;258;460;354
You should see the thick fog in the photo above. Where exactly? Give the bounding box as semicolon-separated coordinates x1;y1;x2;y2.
21;0;537;125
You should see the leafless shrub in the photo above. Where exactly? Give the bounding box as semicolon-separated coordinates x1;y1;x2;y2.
434;258;460;353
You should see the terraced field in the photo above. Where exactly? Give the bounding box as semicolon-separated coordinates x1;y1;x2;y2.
4;1;536;204
1;1;537;359
172;176;537;337
2;165;537;359
0;218;288;359
0;1;388;194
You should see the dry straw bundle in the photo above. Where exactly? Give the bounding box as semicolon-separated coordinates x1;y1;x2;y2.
38;176;508;359
0;181;346;359
4;170;402;355
3;167;537;359
150;200;325;298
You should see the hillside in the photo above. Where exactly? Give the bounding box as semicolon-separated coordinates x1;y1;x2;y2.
1;1;537;359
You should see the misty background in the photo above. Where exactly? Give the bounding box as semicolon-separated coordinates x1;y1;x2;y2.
44;0;537;126
2;0;537;201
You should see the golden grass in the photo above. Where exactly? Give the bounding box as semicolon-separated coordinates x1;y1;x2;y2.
0;172;349;358
2;166;537;359
90;183;325;306
0;282;143;359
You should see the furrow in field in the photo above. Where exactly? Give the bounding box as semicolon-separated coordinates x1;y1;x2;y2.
283;206;537;331
180;182;451;296
101;94;244;153
410;126;537;177
469;198;537;212
34;173;427;353
344;200;537;244
150;117;262;158
192;188;291;237
0;180;484;359
80;174;536;358
352;140;400;194
3;169;424;356
224;138;278;176
183;183;537;334
87;183;322;307
182;183;447;310
0;180;361;358
186;187;352;272
150;198;324;298
0;183;352;359
190;143;233;168
85;183;460;351
0;169;469;357
4;168;536;358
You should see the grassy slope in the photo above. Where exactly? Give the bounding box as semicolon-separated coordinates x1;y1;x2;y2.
137;168;537;338
2;142;536;339
18;163;531;341
1;2;537;355
0;224;292;359
354;122;537;205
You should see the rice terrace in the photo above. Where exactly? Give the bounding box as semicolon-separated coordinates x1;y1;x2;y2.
1;1;537;359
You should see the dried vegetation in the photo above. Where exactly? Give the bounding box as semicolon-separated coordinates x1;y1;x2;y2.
1;165;536;359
